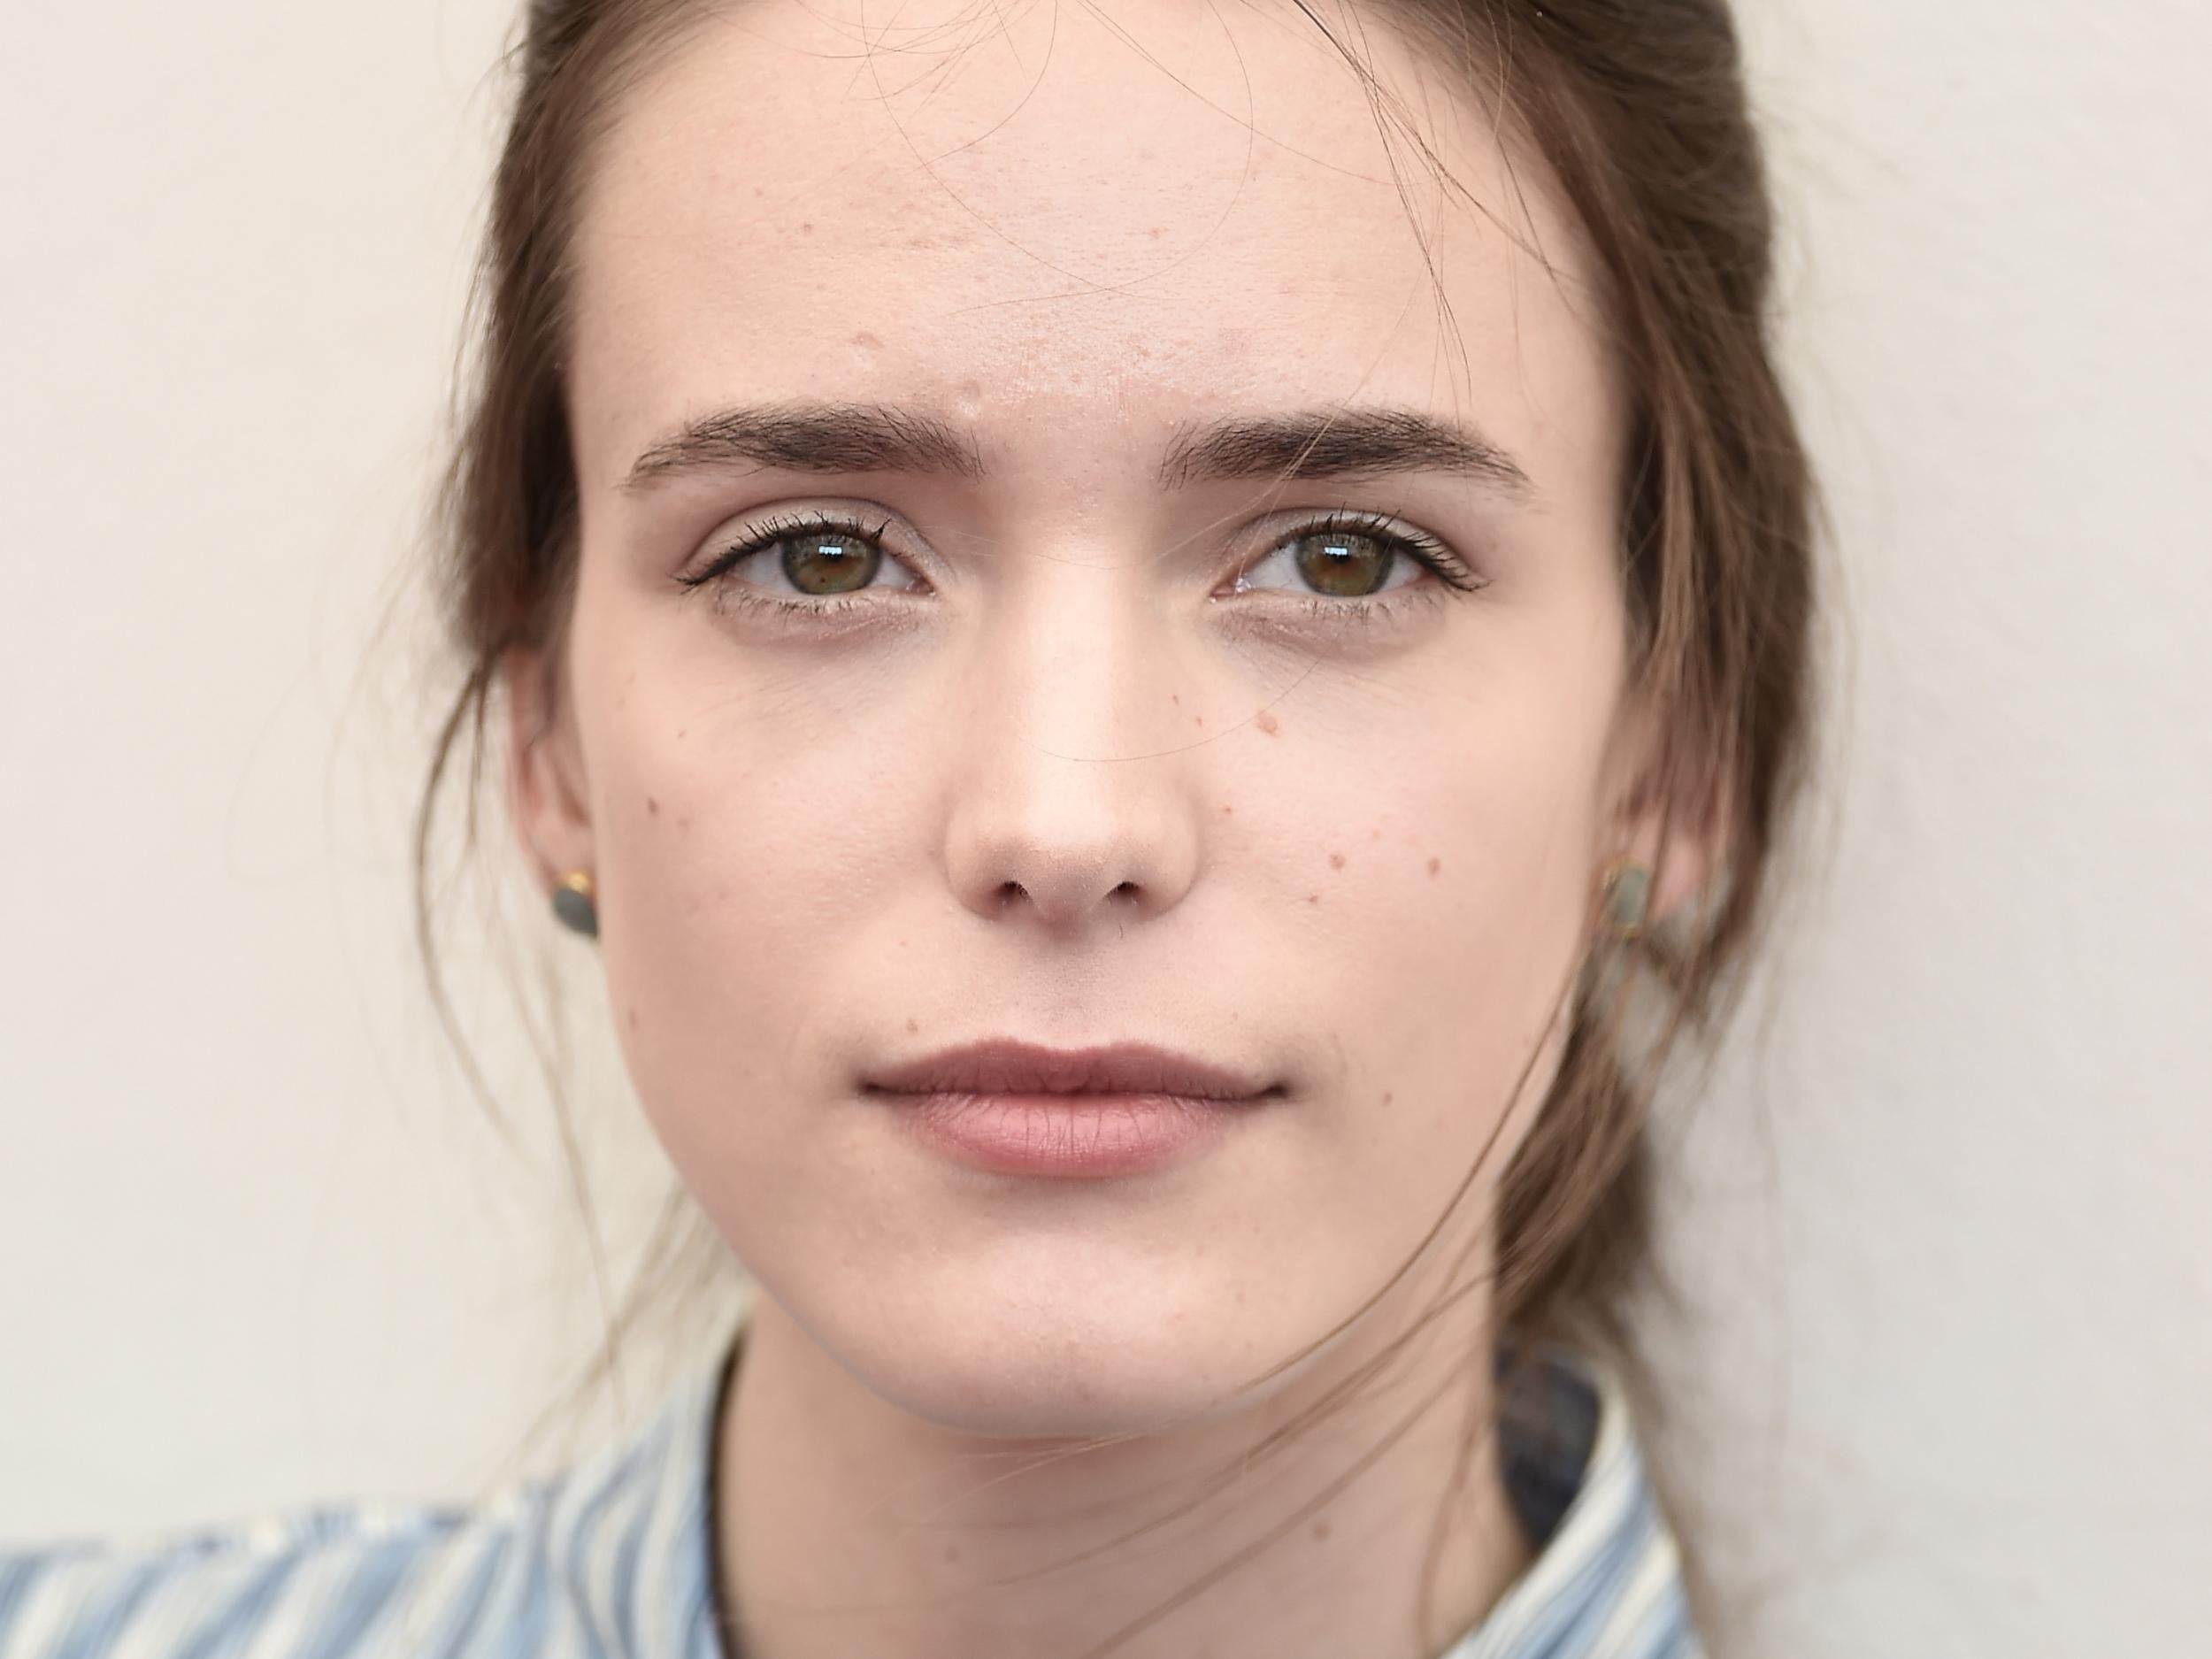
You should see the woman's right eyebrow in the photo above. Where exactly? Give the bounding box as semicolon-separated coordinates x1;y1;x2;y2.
619;400;1535;501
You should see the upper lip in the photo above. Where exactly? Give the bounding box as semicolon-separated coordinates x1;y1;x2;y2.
864;1039;1277;1102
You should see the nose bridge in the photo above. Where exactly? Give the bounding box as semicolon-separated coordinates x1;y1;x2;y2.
941;551;1202;933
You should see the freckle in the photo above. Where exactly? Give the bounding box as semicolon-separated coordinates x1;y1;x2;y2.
851;330;880;349
800;221;814;234
1370;827;1381;841
647;796;660;817
1428;856;1441;877
1194;714;1205;728
676;727;687;741
627;1005;639;1031
1255;709;1279;736
1171;694;1180;706
1312;1520;1332;1542
1329;852;1345;870
943;1543;961;1564
677;815;692;831
1306;893;1320;905
1148;226;1165;239
1221;804;1233;816
906;1016;918;1033
1382;1091;1394;1106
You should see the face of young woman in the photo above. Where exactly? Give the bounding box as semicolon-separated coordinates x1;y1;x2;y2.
520;0;1652;1437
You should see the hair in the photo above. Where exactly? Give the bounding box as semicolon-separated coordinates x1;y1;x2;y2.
413;0;1814;1647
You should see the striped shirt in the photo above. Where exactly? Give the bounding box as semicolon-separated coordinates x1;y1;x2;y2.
0;1322;1698;1658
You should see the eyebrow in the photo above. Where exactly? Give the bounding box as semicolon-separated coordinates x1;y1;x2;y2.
619;400;1532;497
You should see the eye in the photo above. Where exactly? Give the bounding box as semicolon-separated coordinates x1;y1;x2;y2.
678;511;921;604
1229;512;1482;601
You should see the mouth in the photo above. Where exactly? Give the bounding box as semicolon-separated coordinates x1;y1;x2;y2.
862;1039;1285;1179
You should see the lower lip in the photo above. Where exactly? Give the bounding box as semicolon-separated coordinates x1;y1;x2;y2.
885;1091;1260;1179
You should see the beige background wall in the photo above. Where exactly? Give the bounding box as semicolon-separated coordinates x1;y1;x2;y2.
3;3;2206;1653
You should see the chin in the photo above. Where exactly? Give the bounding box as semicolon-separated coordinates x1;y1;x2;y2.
856;1324;1272;1442
786;1245;1321;1442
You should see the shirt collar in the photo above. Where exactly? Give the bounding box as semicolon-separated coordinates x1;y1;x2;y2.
540;1331;733;1659
555;1313;1693;1659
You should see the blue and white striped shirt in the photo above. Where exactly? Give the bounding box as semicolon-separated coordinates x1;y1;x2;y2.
0;1322;1698;1657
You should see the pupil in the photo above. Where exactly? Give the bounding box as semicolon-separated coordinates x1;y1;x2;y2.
1295;532;1392;597
785;534;877;595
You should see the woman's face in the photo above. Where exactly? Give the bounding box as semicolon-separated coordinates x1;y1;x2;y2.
517;0;1658;1435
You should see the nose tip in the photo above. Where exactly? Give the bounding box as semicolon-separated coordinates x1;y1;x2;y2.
948;752;1200;937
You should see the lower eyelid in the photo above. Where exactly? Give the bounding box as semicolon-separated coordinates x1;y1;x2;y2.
1212;581;1452;636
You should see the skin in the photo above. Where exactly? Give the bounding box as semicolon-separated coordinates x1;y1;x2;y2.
509;2;1712;1655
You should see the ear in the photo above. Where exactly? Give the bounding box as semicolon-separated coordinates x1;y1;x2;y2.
1602;699;1731;932
503;644;595;899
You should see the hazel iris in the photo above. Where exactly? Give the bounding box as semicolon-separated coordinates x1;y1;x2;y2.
787;534;879;595
1293;530;1394;596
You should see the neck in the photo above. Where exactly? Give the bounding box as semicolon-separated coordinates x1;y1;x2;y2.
714;1283;1536;1659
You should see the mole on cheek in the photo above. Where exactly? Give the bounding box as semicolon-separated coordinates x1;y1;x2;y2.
1255;709;1279;736
647;796;660;817
1428;856;1441;877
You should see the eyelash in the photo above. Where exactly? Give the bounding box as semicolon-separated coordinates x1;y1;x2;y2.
674;507;1489;628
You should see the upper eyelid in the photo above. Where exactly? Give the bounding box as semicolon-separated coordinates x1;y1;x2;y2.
695;510;919;582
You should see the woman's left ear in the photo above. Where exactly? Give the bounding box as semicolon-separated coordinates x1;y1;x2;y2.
1604;716;1732;932
1616;795;1724;930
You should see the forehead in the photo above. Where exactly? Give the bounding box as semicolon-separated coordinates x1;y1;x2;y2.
567;0;1616;495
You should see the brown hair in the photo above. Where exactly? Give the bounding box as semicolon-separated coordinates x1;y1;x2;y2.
415;0;1814;1646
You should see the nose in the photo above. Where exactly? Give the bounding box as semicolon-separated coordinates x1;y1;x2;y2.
940;571;1204;940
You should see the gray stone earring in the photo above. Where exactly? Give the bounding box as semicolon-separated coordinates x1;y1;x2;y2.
552;869;599;939
1599;856;1653;941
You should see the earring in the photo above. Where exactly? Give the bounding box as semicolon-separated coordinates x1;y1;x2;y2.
1598;856;1653;941
551;869;599;938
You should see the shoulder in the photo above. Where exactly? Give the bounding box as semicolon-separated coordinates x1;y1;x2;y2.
0;1495;532;1658
0;1348;735;1659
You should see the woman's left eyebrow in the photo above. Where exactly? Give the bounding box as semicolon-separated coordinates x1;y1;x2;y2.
620;399;1533;498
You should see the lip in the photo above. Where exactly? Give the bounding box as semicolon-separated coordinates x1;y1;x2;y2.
864;1040;1281;1179
864;1039;1277;1101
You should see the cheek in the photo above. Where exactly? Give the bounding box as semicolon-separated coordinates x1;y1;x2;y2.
1285;648;1617;1182
570;627;921;1187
